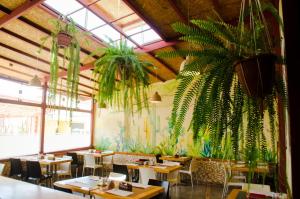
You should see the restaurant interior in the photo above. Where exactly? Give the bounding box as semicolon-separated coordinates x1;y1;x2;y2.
0;0;299;199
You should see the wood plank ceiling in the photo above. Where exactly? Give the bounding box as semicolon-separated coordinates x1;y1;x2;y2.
0;0;245;97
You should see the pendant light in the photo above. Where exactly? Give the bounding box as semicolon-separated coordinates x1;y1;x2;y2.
150;67;162;103
150;91;162;103
29;50;42;87
29;75;42;87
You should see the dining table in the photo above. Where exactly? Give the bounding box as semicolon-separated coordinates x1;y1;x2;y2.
54;175;164;199
0;176;84;199
159;156;191;164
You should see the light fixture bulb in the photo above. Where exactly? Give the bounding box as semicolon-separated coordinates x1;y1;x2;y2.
29;75;42;87
149;91;162;103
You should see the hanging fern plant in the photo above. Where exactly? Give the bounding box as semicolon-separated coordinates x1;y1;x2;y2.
157;1;287;168
41;18;81;110
93;40;153;113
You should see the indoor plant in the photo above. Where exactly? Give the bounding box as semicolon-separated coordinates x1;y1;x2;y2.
157;1;286;169
40;18;82;108
93;40;153;113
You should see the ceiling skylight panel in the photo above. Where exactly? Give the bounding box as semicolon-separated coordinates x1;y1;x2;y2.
130;29;161;45
44;0;83;16
91;25;121;43
86;10;106;31
124;24;150;36
68;8;87;28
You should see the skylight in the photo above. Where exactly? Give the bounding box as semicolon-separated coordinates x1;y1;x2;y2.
44;0;162;47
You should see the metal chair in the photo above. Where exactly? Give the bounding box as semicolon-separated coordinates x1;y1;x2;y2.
139;167;156;185
82;154;103;176
148;179;170;199
9;158;23;179
26;161;52;187
66;152;81;177
112;164;129;181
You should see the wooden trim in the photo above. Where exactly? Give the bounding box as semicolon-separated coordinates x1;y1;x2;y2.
0;0;45;28
40;82;47;154
47;147;91;155
90;99;96;148
282;0;300;197
0;98;42;107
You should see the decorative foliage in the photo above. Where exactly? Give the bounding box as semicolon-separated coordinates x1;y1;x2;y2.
93;41;153;113
157;2;286;168
41;19;83;109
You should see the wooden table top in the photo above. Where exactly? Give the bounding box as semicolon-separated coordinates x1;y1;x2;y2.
54;176;163;199
127;164;182;174
91;185;163;199
74;150;115;158
0;176;84;199
227;189;241;199
230;165;269;173
159;156;192;163
19;156;72;166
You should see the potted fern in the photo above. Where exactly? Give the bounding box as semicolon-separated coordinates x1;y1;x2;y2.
41;18;81;108
93;40;153;113
158;1;286;176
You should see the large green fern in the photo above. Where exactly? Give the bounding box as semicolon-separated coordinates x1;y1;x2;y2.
157;8;286;168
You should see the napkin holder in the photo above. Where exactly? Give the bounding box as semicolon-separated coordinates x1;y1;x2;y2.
119;182;132;191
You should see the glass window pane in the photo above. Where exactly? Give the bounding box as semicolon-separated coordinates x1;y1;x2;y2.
125;24;150;36
44;109;91;152
44;0;83;16
46;92;91;110
91;25;120;42
0;103;41;159
68;8;87;28
130;29;161;45
0;79;42;103
86;10;106;30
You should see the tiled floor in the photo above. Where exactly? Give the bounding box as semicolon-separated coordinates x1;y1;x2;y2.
169;183;223;199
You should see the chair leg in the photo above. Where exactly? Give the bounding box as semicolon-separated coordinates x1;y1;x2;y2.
191;174;193;188
82;167;84;177
76;168;78;177
93;168;95;176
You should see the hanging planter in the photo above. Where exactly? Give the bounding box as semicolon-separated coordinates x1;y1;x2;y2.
235;53;276;98
57;31;73;48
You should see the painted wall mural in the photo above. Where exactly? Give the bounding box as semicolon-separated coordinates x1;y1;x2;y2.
94;79;195;156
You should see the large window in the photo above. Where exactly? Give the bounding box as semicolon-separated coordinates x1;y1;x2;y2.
44;109;91;152
0;103;41;159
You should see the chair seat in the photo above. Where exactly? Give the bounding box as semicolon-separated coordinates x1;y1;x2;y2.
84;164;103;169
227;182;245;187
56;170;71;176
179;170;191;175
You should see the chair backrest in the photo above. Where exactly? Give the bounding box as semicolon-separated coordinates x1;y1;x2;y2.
54;185;73;193
112;164;129;181
66;152;79;165
59;161;71;173
156;154;163;163
190;158;199;172
26;161;42;179
108;172;127;181
0;163;5;175
103;155;113;164
242;183;271;193
83;154;96;167
139;167;156;185
148;179;170;199
9;158;23;177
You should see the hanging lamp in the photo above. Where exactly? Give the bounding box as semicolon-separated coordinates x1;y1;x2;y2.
149;91;162;103
29;75;42;87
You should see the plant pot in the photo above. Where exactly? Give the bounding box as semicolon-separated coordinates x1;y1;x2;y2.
57;31;72;48
235;53;276;98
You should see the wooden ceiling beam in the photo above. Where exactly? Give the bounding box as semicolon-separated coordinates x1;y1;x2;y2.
148;52;178;76
122;0;168;41
0;43;96;91
0;4;99;59
167;0;188;24
0;0;45;28
0;55;93;95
